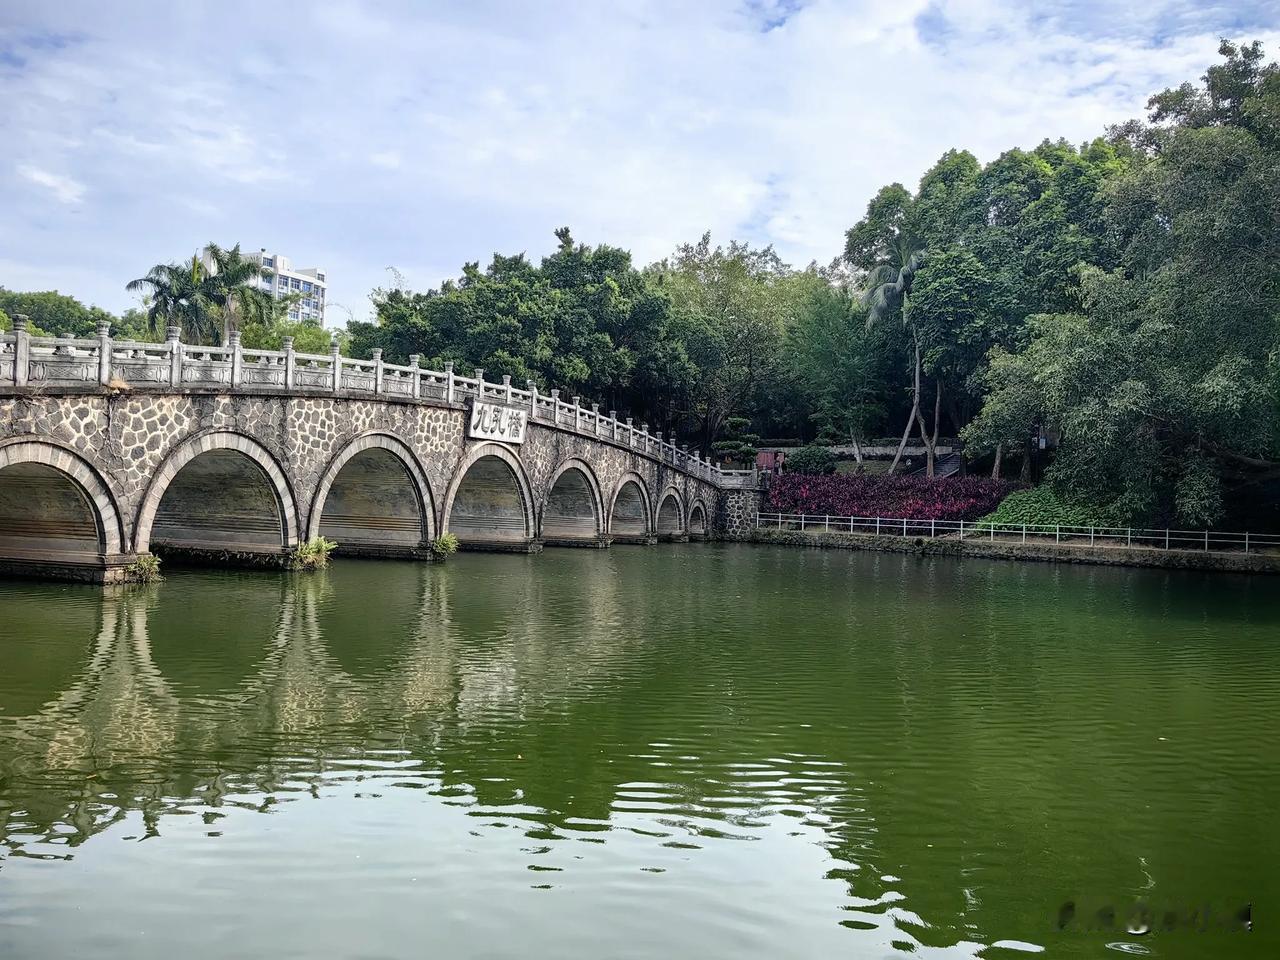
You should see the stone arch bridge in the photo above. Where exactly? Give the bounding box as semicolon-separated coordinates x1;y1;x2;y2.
1;322;761;582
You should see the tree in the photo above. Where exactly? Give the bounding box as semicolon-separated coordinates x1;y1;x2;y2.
653;234;793;455
126;244;273;345
0;288;117;338
126;255;215;342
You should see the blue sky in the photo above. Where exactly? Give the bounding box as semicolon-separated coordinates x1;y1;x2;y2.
2;0;1278;323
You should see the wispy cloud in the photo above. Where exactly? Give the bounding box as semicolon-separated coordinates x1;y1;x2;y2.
16;163;86;204
0;1;1277;317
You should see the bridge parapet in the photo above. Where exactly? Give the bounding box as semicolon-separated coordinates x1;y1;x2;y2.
1;318;759;491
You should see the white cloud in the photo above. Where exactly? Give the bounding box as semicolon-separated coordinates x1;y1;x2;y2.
16;164;86;205
0;0;1277;319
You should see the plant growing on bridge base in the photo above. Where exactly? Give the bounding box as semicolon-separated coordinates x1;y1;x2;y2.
291;537;338;571
125;554;164;584
429;533;459;561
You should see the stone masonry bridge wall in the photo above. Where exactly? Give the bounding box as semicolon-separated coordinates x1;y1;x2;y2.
0;321;760;582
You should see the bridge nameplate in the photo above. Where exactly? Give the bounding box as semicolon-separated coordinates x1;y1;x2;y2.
468;400;528;444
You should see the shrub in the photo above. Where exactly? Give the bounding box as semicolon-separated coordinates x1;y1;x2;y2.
980;486;1113;528
767;473;1014;521
125;554;163;584
291;536;338;571
785;445;837;475
429;533;460;560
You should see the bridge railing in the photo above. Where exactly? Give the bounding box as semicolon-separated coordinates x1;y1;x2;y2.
756;512;1280;555
1;318;756;489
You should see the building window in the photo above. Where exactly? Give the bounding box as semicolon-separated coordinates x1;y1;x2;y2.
289;310;299;320
302;281;312;293
291;278;301;290
261;257;274;268
317;273;325;282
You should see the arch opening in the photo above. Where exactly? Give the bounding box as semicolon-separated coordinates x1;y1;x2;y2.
542;464;604;546
447;453;535;551
0;462;102;562
150;449;287;555
609;479;652;544
318;447;426;556
657;492;687;541
689;502;708;538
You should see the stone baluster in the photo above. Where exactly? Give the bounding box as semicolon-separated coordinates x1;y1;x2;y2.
591;403;600;434
474;368;485;400
283;337;296;389
642;423;650;454
573;396;581;432
167;325;182;387
656;431;664;460
11;315;30;387
527;380;538;418
550;389;560;422
503;374;512;403
444;361;455;403
330;336;342;393
626;417;633;447
372;348;383;394
229;331;243;387
409;355;421;398
96;320;112;385
609;411;617;440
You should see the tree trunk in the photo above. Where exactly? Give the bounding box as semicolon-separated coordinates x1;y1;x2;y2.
1019;436;1033;483
991;442;1003;480
914;379;941;477
888;336;922;476
850;433;863;465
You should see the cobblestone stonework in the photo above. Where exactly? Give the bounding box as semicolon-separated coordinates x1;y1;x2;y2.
0;391;735;556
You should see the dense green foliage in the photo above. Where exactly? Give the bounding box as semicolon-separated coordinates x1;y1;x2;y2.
980;486;1109;529
785;445;838;475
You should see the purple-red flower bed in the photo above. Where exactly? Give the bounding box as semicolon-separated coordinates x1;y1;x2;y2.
767;473;1016;521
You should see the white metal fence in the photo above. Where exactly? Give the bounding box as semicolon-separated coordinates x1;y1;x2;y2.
755;512;1280;555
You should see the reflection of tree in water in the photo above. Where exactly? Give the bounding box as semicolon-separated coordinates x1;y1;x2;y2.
1;549;1277;955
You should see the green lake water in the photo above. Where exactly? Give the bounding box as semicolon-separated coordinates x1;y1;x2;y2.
0;545;1276;958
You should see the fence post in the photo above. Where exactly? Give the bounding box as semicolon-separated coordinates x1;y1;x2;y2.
229;330;243;387
167;325;182;387
931;519;935;539
96;320;112;385
474;368;485;398
11;315;31;386
1126;527;1131;547
990;521;995;542
1022;523;1026;544
503;375;512;403
444;361;455;403
592;403;600;435
903;518;907;536
609;411;617;440
283;337;297;389
875;517;880;536
408;354;420;398
800;513;806;531
1245;531;1250;555
960;519;964;539
573;397;581;432
825;515;830;532
1165;528;1170;550
1205;529;1209;552
1056;524;1060;544
1090;526;1095;546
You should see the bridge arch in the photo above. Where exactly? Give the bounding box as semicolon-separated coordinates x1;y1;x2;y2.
442;442;537;550
655;487;687;540
135;431;299;556
540;458;606;545
308;432;435;555
608;472;653;543
688;498;709;538
0;439;126;564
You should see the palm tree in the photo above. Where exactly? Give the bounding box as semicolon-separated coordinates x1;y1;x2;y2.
126;255;219;343
863;236;927;475
200;243;274;345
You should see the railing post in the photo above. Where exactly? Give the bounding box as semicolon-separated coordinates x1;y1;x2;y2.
1245;531;1250;555
875;517;880;536
330;336;342;393
371;349;383;394
408;354;420;398
95;320;112;385
1165;528;1170;550
283;337;296;389
903;518;908;537
1022;523;1026;544
229;330;243;387
167;325;182;387
503;374;512;403
550;389;560;422
642;424;649;454
609;411;617;440
1126;527;1131;547
527;380;538;418
626;417;633;447
931;519;936;538
1056;524;1060;544
1205;529;1209;552
444;361;455;403
573;397;581;432
592;403;600;435
11;315;30;386
474;368;485;399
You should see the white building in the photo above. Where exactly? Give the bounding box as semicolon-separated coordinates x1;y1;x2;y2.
250;249;328;326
